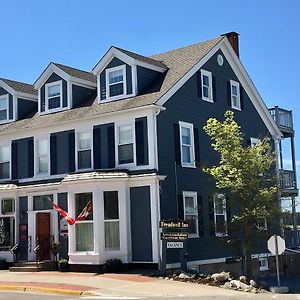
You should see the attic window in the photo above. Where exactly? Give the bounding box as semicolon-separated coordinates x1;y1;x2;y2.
106;65;126;99
0;95;8;122
45;81;62;111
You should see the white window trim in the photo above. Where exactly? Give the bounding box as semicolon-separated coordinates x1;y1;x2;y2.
256;217;268;231
179;121;195;168
0;198;15;216
183;191;199;238
259;257;269;271
0;94;9;124
250;137;260;147
230;80;241;110
105;65;127;101
0;144;11;181
214;193;228;237
200;69;213;102
115;120;136;168
44;80;63;113
75;130;93;171
34;136;50;177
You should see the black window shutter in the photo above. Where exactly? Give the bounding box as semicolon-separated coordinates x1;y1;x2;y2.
178;193;184;220
174;123;181;165
208;196;215;236
107;124;115;168
11;141;18;180
212;76;216;102
135;117;149;166
240;85;244;110
50;134;57;175
197;71;202;98
93;127;101;169
197;195;204;236
68;131;75;172
28;138;34;178
227;81;232;107
194;126;200;164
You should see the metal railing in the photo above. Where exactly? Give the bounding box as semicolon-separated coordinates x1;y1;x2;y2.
280;169;296;190
269;106;293;130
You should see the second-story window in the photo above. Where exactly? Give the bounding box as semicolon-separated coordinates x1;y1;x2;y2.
0;146;10;180
0;95;8;122
118;124;134;165
77;132;92;170
200;69;213;102
213;193;227;237
36;139;49;174
45;81;62;111
230;80;241;110
179;121;195;167
106;66;126;99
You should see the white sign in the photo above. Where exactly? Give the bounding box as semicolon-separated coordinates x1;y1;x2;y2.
60;218;68;238
267;235;285;255
167;242;183;249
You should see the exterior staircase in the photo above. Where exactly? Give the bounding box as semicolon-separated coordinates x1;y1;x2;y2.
9;260;57;272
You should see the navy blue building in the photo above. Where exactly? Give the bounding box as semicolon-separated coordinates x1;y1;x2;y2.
0;32;294;274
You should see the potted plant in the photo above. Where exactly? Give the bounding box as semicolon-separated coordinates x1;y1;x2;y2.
58;258;69;272
51;242;61;256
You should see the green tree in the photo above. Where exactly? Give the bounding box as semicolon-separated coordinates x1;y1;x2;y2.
203;110;279;277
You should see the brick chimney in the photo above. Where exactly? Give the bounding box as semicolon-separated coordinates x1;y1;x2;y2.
221;32;239;57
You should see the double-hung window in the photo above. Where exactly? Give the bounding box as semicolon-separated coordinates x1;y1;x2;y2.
200;69;213;102
104;191;120;251
213;193;227;237
77;132;92;170
118;124;134;165
179;121;195;167
183;191;198;236
0;146;10;180
0;95;8;122
36;139;49;174
230;80;241;110
75;193;93;252
45;81;62;111
106;65;126;99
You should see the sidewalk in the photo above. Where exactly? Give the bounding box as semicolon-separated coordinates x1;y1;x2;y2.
0;270;239;297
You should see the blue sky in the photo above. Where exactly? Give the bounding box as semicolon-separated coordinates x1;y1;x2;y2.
1;0;299;209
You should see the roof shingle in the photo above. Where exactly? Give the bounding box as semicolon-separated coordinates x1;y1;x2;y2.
0;78;37;96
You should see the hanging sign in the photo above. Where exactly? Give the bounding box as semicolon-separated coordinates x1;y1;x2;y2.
159;219;189;229
60;218;68;238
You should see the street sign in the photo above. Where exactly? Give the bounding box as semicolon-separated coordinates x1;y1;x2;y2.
167;242;183;249
161;232;188;241
268;235;285;255
159;219;189;229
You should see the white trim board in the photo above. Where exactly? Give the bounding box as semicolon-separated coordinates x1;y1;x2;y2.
156;37;282;140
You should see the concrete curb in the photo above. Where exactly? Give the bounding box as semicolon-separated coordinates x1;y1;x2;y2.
0;284;97;296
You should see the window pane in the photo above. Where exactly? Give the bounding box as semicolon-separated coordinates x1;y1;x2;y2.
202;75;209;86
119;125;132;144
48;97;60;109
203;86;209;98
48;84;60;98
186;215;197;234
33;195;53;210
0;99;7;110
38;139;48;155
232;95;238;107
78;132;91;150
0;110;7;121
76;223;94;251
0;146;9;162
181;127;191;145
1;199;15;215
214;194;226;214
109;83;124;97
78;150;91;169
104;191;119;220
105;221;120;251
0;217;15;250
75;193;93;221
232;85;237;96
182;145;191;164
185;196;195;214
118;144;133;164
38;156;48;173
0;162;9;179
109;69;123;84
216;215;226;234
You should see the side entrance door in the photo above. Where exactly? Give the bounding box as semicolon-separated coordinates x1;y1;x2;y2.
36;213;51;261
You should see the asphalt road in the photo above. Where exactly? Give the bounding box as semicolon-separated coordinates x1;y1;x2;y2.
1;292;300;300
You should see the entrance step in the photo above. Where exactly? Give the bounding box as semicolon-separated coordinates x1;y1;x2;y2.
9;260;57;272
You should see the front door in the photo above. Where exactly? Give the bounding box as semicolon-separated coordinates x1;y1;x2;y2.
36;213;50;261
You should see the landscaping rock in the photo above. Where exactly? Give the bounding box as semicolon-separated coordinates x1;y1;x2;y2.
211;271;231;283
250;279;258;288
179;273;191;279
239;275;247;284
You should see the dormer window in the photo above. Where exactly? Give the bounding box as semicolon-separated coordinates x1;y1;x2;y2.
0;95;8;122
45;81;62;111
106;66;126;99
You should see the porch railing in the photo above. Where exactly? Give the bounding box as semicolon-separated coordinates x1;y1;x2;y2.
280;169;296;190
269;106;293;130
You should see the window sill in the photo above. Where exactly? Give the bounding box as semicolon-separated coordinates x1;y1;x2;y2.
39;106;69;115
202;97;214;103
231;106;241;111
188;234;199;239
259;268;270;272
215;233;228;238
99;93;135;103
181;164;196;168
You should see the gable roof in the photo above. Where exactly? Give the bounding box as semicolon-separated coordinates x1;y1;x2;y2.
0;78;37;96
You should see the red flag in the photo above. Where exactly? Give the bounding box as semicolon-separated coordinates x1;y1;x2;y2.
76;200;93;221
48;198;75;225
